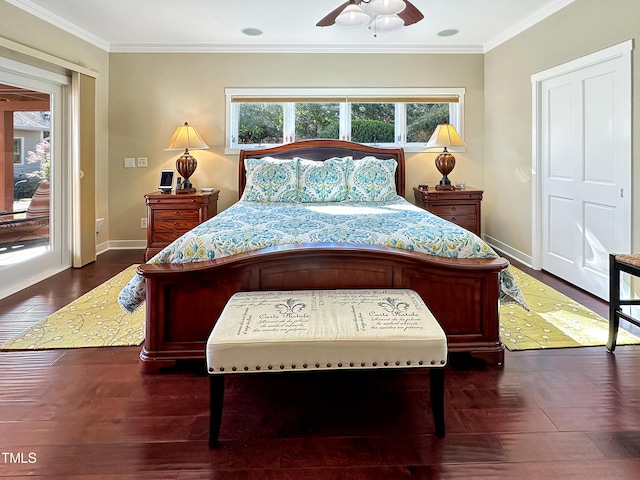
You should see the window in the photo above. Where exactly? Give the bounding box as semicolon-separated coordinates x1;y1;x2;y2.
226;88;465;153
13;137;24;164
295;102;340;141
236;102;283;145
351;102;395;144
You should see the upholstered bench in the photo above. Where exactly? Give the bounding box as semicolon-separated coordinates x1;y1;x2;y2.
206;289;448;446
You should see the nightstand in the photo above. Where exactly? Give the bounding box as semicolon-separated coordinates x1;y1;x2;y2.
413;187;483;236
144;190;219;261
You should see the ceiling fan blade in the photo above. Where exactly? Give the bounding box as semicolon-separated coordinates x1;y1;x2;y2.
398;0;424;26
316;1;353;27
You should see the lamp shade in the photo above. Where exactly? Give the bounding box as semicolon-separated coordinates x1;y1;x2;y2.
336;2;370;27
165;122;210;151
368;0;406;16
425;122;466;149
370;14;404;32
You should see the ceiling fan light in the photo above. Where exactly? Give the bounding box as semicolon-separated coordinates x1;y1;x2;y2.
368;0;406;16
370;14;404;32
336;3;371;27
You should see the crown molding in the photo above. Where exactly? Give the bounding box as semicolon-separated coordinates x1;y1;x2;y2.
5;0;110;51
108;43;485;54
483;0;576;52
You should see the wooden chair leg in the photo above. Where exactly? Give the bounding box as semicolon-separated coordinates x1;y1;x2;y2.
607;254;621;353
209;375;225;448
429;367;445;438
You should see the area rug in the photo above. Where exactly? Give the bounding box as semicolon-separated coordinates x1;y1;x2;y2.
501;266;640;351
0;264;145;350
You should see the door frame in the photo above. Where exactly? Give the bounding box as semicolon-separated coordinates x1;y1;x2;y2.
0;56;72;299
531;39;633;272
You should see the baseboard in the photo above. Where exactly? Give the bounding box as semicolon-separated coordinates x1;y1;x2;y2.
483;234;533;268
98;240;146;253
96;241;110;255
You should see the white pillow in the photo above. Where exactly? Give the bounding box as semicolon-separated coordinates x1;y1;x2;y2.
345;156;398;202
241;157;299;202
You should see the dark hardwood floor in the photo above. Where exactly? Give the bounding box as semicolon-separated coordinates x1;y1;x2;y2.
1;250;640;478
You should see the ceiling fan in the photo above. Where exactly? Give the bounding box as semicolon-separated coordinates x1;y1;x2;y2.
317;0;424;30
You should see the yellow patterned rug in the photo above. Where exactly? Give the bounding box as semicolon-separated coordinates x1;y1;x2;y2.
0;265;145;350
2;264;637;352
501;266;640;350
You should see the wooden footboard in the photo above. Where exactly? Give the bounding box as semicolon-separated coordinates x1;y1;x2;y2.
138;242;508;373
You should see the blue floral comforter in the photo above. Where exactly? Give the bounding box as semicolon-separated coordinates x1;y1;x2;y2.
118;196;526;313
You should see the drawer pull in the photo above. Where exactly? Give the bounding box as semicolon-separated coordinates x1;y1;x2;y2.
451;217;456;222
174;211;181;216
451;206;456;212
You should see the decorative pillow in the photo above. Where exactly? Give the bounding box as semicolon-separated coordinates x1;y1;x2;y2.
345;157;398;202
241;157;299;202
297;157;350;202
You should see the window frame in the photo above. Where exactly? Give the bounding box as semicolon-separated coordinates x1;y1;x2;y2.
13;137;24;164
225;87;465;154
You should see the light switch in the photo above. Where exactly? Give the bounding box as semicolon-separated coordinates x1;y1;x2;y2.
124;157;136;168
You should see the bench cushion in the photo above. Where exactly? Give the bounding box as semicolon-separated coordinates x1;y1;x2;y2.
207;289;447;374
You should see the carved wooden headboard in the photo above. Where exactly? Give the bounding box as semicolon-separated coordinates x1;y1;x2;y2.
238;139;406;199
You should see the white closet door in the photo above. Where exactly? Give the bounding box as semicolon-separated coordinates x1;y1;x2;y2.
535;42;631;300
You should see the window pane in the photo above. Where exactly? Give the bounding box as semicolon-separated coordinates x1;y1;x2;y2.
237;103;283;145
13;138;23;164
351;103;395;143
406;103;450;143
295;103;339;140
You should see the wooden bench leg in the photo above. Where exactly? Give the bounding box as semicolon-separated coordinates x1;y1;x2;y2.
608;254;621;353
430;368;445;438
209;375;225;448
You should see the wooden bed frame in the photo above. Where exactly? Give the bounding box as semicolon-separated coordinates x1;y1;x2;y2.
138;139;508;373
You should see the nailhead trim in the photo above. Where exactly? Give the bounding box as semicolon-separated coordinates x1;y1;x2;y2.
211;359;447;372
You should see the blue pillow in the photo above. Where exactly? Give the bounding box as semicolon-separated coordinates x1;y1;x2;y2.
241;157;299;202
297;157;350;202
345;157;397;202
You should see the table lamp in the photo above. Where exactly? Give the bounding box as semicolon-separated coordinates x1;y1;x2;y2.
425;122;466;190
165;122;209;193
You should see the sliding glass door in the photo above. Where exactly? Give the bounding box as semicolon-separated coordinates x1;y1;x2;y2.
0;57;71;299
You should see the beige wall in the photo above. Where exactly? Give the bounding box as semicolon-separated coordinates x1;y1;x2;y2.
108;53;484;241
0;1;110;247
484;0;640;262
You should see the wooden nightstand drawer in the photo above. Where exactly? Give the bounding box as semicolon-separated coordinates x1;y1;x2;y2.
152;230;188;244
438;213;476;225
430;204;476;216
153;219;199;233
153;209;200;221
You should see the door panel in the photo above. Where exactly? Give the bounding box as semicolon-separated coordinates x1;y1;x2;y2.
538;44;631;300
